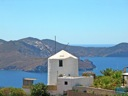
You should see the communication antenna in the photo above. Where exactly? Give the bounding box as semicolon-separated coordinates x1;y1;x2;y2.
55;36;56;54
54;36;69;52
64;43;69;50
42;36;69;56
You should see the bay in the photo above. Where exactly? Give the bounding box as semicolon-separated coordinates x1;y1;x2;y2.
0;70;47;88
0;57;128;88
81;57;128;75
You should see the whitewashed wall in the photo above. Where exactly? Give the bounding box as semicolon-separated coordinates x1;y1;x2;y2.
48;59;58;85
57;76;93;95
48;57;78;85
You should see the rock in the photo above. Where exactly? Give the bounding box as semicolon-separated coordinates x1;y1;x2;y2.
78;59;96;71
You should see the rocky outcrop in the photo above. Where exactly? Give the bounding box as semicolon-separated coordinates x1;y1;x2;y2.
28;59;96;72
79;59;96;71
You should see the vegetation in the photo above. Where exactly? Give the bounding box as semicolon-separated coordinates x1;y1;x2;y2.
0;87;27;96
82;72;96;78
0;83;49;96
93;68;122;90
31;83;50;96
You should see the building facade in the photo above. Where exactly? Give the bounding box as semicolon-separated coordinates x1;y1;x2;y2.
47;50;93;95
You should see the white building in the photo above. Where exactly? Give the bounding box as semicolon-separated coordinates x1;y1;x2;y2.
122;67;128;86
47;50;93;95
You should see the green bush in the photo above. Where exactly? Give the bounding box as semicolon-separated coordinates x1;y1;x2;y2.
0;88;27;96
94;68;122;90
31;83;50;96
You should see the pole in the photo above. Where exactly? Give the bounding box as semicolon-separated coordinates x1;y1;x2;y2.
55;36;56;54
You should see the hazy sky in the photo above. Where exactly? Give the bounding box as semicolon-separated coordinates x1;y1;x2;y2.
0;0;128;44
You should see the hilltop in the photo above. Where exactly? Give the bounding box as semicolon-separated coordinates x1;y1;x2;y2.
0;37;128;72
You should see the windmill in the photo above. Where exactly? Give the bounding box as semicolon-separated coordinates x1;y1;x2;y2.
40;36;69;72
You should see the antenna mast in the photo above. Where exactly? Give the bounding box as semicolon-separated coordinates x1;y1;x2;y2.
55;36;56;54
64;43;69;50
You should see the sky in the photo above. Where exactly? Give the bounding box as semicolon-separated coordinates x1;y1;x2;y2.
0;0;128;44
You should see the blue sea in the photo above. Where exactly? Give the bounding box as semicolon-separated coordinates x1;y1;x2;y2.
0;57;128;88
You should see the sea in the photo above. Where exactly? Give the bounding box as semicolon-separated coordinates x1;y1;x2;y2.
0;44;128;88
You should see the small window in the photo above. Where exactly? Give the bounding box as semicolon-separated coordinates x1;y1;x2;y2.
59;60;63;67
64;81;68;85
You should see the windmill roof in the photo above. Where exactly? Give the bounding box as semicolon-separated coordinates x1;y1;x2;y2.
49;50;77;59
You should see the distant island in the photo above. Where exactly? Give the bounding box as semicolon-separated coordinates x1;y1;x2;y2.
0;37;128;72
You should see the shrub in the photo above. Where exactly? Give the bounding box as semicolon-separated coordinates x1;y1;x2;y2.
31;83;50;96
0;88;27;96
93;68;122;90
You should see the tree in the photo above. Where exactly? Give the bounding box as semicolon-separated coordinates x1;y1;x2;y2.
100;68;115;76
31;83;50;96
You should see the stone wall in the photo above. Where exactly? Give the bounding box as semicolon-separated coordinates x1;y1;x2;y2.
72;86;116;96
67;90;100;96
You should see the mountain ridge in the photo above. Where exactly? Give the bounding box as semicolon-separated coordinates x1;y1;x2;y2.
0;37;128;72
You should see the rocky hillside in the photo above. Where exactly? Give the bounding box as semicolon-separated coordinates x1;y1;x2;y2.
18;37;128;57
0;39;6;45
0;37;128;72
42;39;128;57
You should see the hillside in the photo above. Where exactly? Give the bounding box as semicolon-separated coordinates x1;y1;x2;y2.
0;41;48;71
0;39;6;45
42;39;128;57
0;37;128;72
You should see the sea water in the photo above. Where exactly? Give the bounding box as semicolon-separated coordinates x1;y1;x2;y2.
0;70;47;88
0;57;128;88
81;57;128;75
